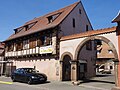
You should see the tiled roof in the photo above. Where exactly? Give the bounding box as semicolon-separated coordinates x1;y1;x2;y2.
97;42;114;59
5;2;80;41
112;11;120;22
61;26;116;41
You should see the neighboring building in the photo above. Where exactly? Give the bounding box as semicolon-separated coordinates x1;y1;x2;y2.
4;1;93;81
0;42;5;75
96;41;115;73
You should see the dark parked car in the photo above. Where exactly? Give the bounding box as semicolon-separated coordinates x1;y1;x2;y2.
11;68;47;84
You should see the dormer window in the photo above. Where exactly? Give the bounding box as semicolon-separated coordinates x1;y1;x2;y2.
25;25;28;31
47;12;62;23
108;50;113;54
14;21;37;34
24;21;37;31
47;16;53;23
14;27;23;34
14;29;17;34
28;22;37;29
97;50;100;54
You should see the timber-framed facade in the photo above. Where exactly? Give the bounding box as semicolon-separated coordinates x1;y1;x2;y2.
4;1;93;81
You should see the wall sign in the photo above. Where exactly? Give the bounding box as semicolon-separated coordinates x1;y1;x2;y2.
40;45;53;54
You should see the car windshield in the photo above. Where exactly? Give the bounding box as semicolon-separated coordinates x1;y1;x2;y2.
24;68;38;73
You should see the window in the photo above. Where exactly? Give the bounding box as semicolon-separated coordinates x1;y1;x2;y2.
86;40;92;50
41;36;46;45
73;18;75;28
14;27;23;34
80;64;87;72
7;44;14;51
37;38;42;47
47;16;53;23
110;66;113;69
16;42;23;51
39;35;52;46
86;25;89;31
29;38;36;49
23;40;29;49
24;22;37;31
47;12;61;23
25;25;28;31
79;9;82;14
14;69;21;74
28;22;37;29
46;36;51;45
108;50;113;54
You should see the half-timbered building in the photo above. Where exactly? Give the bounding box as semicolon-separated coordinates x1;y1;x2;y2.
4;1;93;81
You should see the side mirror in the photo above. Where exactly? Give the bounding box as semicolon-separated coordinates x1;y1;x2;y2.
36;70;39;73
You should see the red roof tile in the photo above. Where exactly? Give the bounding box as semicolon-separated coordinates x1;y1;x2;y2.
61;26;116;41
5;2;80;42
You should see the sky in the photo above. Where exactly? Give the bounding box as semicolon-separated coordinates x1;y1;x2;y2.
0;0;119;41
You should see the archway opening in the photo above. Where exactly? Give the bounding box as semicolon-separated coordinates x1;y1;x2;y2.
75;36;118;87
77;40;96;80
96;40;115;75
62;55;71;81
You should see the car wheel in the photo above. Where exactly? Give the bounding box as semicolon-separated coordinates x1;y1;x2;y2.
27;78;32;85
12;76;16;82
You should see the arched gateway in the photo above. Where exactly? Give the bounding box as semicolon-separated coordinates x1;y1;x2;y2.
60;26;119;87
74;35;118;86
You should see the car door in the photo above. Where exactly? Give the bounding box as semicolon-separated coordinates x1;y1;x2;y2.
18;69;27;82
14;69;22;81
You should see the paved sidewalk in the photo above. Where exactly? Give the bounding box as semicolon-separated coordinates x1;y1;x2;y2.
78;73;116;90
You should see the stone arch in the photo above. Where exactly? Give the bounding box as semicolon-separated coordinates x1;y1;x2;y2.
60;52;73;61
74;36;118;61
74;35;119;86
60;52;73;81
